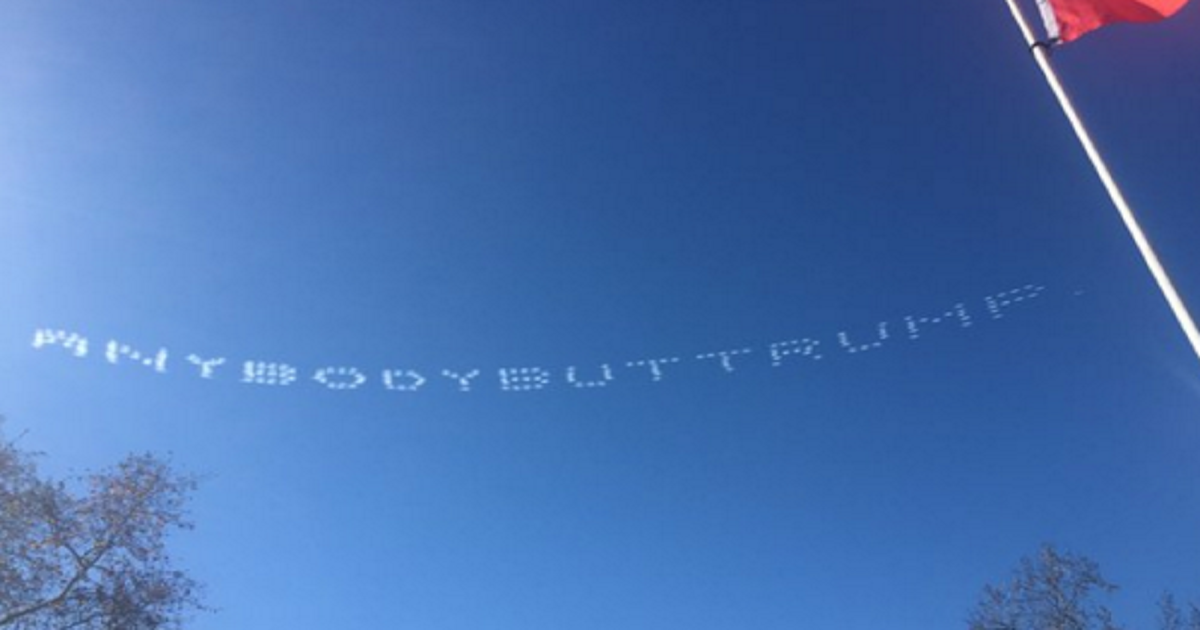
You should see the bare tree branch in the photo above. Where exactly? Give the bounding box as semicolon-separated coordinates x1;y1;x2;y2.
1;421;205;629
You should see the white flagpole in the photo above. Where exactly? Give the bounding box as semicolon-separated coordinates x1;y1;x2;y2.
1004;0;1200;365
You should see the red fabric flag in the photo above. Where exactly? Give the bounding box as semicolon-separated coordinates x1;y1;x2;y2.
1045;0;1190;41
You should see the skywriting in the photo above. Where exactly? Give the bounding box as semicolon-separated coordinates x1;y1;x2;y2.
32;283;1047;394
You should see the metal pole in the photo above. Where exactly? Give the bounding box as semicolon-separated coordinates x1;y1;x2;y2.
1004;0;1200;365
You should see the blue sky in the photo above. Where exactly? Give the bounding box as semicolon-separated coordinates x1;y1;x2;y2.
2;1;1199;628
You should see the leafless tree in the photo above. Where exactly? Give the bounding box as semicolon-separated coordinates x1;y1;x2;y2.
968;545;1123;630
1159;592;1200;630
1;421;205;629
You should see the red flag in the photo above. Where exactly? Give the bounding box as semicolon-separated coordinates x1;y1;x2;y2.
1043;0;1190;41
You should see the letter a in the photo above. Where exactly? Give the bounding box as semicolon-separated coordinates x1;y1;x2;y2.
31;329;89;357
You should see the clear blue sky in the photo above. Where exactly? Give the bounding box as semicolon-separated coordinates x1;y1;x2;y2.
2;1;1199;628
